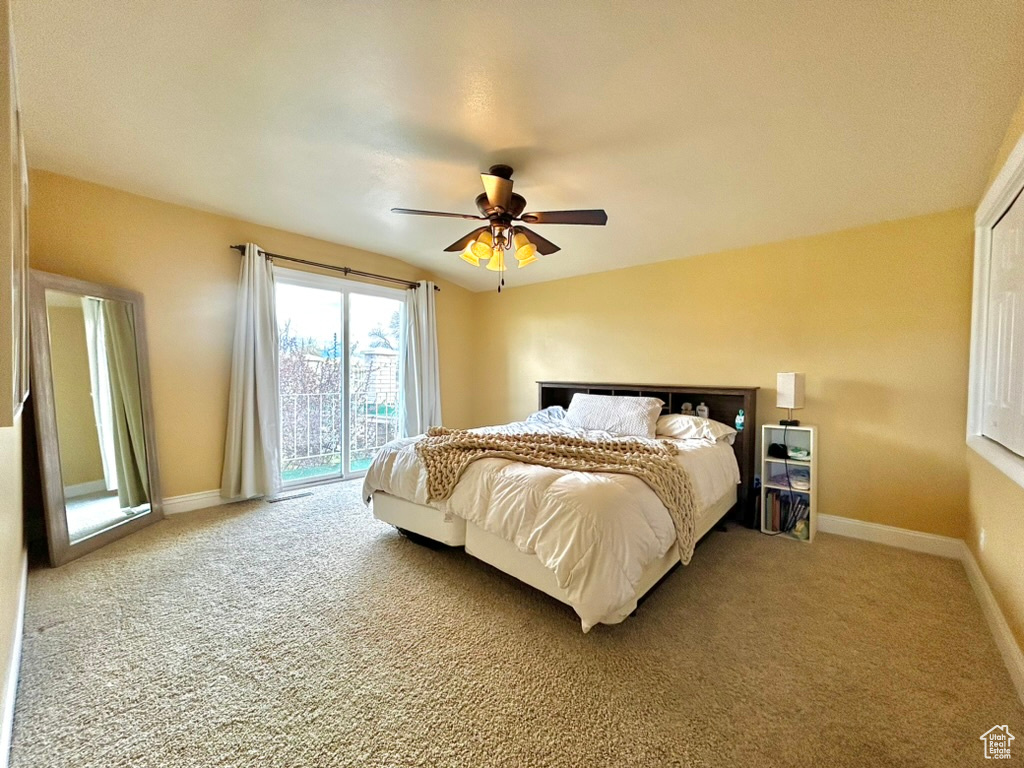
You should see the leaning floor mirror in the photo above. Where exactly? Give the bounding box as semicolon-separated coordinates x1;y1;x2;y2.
29;270;163;566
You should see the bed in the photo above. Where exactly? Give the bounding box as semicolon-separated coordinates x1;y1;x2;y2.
364;382;758;631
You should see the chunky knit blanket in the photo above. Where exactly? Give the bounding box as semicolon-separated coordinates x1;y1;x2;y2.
415;428;699;563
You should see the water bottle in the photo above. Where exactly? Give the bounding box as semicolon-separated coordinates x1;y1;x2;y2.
735;409;745;431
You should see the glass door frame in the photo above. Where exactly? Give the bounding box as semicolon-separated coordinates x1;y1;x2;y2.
274;267;406;489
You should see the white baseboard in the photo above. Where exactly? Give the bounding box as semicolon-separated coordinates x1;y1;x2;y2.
817;514;964;559
1;550;27;768
64;479;107;499
161;490;226;516
819;513;1024;705
960;542;1024;706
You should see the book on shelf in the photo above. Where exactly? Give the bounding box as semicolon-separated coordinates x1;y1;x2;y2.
765;488;810;534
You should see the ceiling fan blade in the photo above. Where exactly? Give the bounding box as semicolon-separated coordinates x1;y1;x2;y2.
391;207;485;221
516;226;561;255
443;226;489;252
480;173;513;210
519;209;608;226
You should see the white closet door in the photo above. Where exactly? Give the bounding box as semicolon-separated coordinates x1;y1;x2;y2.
983;191;1024;457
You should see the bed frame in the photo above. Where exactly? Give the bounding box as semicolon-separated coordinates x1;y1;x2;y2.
537;382;759;527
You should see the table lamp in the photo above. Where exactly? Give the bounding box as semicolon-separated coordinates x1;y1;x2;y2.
777;372;805;426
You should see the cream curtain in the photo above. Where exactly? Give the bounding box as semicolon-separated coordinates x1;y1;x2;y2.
221;243;282;499
399;281;442;437
102;299;150;508
82;297;118;492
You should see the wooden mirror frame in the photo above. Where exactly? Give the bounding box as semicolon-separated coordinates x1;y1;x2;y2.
29;270;163;566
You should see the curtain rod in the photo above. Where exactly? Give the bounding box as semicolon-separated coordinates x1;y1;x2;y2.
229;245;440;292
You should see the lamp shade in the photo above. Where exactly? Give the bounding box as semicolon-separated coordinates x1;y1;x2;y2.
470;230;494;260
459;246;480;267
777;372;805;410
485;249;507;272
513;232;537;262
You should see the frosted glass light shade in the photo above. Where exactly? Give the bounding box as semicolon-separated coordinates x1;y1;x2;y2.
459;246;480;266
486;249;507;272
777;372;805;410
471;230;494;260
513;232;537;262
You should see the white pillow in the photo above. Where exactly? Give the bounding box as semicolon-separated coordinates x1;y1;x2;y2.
525;405;567;425
564;394;663;438
657;413;737;445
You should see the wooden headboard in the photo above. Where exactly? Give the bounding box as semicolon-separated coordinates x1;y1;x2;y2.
537;382;759;528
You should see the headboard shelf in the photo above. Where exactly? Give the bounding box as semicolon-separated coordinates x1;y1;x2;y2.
537;381;759;528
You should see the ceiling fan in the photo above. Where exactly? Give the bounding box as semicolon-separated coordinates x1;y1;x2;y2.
391;164;608;280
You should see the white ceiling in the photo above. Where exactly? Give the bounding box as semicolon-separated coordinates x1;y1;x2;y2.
14;0;1024;291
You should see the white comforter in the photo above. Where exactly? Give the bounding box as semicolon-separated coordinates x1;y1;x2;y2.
362;419;739;631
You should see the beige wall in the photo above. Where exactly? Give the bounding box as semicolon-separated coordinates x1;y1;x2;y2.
470;208;975;539
0;1;24;739
968;90;1024;651
0;416;22;748
29;170;475;498
968;452;1024;644
46;303;104;488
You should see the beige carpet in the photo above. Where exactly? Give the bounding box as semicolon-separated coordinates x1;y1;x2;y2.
10;480;1023;767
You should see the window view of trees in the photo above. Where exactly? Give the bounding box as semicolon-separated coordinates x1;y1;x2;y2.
277;292;402;484
349;304;401;471
278;320;343;483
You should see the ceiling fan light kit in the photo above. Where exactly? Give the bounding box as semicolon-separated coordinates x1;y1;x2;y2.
392;164;608;292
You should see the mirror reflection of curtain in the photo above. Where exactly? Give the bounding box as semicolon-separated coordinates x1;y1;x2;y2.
102;300;150;508
82;298;118;492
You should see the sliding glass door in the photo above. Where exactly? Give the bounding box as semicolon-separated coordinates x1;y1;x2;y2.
275;269;404;486
347;293;403;472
